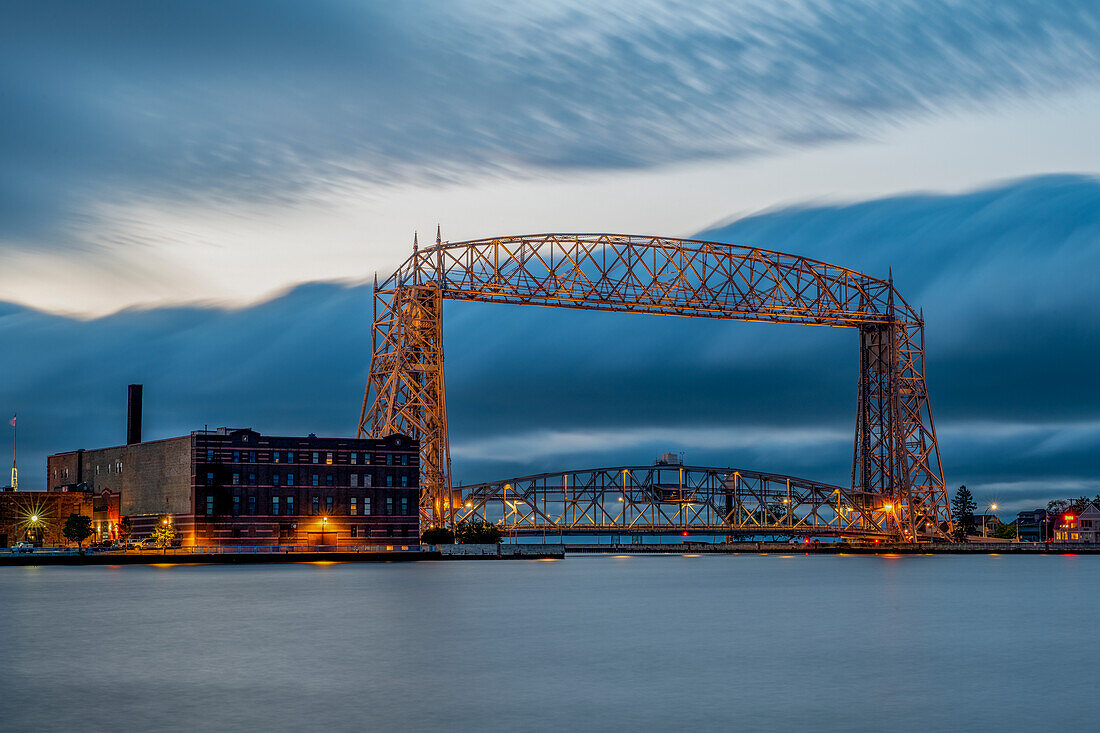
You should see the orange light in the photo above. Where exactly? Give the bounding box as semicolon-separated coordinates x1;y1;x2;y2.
1064;514;1075;522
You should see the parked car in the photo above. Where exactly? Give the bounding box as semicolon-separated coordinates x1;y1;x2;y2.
12;541;34;553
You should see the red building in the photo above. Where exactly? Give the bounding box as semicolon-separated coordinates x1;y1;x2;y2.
47;429;420;547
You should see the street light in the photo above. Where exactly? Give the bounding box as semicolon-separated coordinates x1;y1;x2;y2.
984;503;998;539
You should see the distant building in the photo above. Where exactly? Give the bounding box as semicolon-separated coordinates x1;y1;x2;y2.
973;514;1004;537
47;428;420;547
1054;503;1100;543
1015;509;1051;542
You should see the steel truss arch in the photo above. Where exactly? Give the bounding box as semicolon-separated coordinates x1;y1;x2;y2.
455;464;900;540
359;233;951;541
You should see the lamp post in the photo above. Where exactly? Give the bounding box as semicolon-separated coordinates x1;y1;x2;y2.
984;503;997;539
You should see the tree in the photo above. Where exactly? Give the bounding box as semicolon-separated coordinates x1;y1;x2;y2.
151;520;177;550
421;527;455;544
951;486;976;541
118;516;133;540
62;513;94;548
455;520;502;544
993;523;1018;540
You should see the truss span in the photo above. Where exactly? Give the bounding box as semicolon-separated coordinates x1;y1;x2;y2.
455;464;908;540
359;232;952;541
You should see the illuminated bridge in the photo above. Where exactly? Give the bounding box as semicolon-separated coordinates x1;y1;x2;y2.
452;462;904;541
358;232;953;541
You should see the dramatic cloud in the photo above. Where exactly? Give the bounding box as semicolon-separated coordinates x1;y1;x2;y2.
2;1;1099;252
3;175;1099;513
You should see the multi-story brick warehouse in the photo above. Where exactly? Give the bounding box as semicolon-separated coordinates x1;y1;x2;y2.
47;429;420;547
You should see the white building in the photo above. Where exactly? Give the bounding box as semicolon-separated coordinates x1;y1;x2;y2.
1054;502;1100;543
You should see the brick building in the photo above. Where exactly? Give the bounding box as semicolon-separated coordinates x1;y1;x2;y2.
0;490;99;548
47;428;420;547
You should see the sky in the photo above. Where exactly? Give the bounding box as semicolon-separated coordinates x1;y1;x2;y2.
2;1;1100;514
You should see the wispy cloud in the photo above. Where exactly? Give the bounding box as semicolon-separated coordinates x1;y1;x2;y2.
4;175;1100;509
2;1;1099;252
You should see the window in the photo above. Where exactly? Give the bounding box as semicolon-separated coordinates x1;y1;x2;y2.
232;496;240;516
363;474;372;488
206;495;215;515
312;451;319;464
312;474;320;487
387;454;393;466
350;497;358;515
94;466;99;476
232;472;240;485
206;472;214;485
287;451;295;464
286;496;294;514
401;497;409;515
386;474;394;487
350;525;358;538
326;474;334;487
287;473;295;486
350;452;357;465
248;473;256;485
273;473;281;487
401;475;409;487
351;474;359;488
364;497;372;516
272;497;280;516
326;496;334;514
326;452;333;465
364;453;371;464
207;449;215;461
401;454;408;466
274;451;281;464
233;450;240;462
248;496;256;515
312;496;319;516
249;451;255;463
386;497;394;516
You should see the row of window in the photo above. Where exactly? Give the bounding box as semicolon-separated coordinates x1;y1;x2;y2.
205;472;412;487
51;461;122;482
205;494;411;516
204;449;413;466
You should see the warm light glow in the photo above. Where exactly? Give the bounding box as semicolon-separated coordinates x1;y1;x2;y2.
883;504;894;511
991;504;998;510
1064;514;1075;522
30;515;38;522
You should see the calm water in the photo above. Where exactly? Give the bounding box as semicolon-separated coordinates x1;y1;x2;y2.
1;553;1097;732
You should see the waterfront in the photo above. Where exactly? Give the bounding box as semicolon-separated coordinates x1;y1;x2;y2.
2;554;1097;732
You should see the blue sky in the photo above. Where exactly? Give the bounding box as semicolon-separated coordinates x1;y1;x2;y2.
2;1;1100;513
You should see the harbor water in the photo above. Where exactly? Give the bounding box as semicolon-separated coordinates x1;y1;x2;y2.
1;553;1096;732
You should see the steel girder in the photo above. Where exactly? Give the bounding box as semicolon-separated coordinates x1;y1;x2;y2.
454;465;896;540
358;233;951;539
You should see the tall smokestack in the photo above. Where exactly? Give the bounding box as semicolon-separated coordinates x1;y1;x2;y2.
127;384;143;445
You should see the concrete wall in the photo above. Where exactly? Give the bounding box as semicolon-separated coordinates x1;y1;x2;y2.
440;543;565;557
47;437;192;517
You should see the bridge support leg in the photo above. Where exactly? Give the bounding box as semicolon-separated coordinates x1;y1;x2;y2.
359;283;453;530
854;320;951;540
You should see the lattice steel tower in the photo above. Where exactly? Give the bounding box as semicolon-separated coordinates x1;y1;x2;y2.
359;233;952;540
